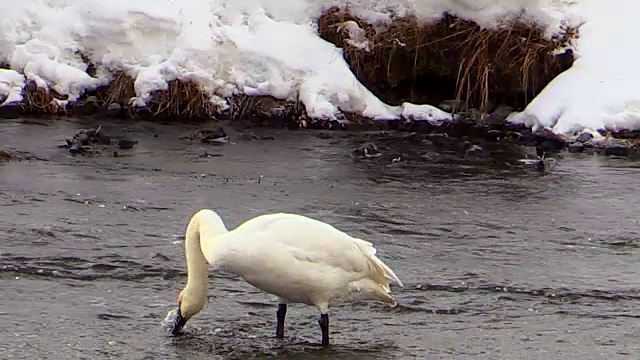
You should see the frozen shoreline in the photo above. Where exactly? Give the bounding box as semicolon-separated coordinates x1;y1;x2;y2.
3;0;639;137
0;1;577;125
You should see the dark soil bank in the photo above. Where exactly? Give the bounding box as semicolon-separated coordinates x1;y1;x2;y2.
1;118;640;359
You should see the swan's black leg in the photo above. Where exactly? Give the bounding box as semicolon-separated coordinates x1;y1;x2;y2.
318;313;329;346
276;303;287;338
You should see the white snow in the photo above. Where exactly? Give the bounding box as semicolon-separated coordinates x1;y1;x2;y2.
0;69;25;105
508;0;640;135
1;0;631;135
399;103;455;124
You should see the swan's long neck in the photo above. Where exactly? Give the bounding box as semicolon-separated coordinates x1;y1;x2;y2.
183;210;228;300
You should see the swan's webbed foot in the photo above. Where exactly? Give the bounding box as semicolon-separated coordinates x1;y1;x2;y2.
276;303;287;338
318;313;329;346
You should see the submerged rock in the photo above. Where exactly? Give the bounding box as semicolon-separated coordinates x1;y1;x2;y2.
59;125;137;156
485;129;504;142
118;138;138;149
587;137;637;156
245;132;276;141
518;156;558;172
181;127;229;144
353;142;382;159
0;150;13;162
568;142;585;153
575;132;594;143
612;129;640;139
533;128;567;157
105;103;125;118
481;105;515;126
604;145;633;156
201;129;228;144
0;149;45;162
72;96;99;116
465;144;484;156
536;139;560;157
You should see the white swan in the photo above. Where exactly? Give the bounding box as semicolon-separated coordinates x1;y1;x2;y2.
168;209;403;346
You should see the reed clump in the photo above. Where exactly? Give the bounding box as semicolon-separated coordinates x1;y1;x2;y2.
98;71;136;108
318;8;577;112
22;82;66;115
138;80;218;120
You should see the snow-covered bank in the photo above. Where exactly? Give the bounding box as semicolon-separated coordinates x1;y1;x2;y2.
0;69;25;105
0;0;583;128
509;0;640;135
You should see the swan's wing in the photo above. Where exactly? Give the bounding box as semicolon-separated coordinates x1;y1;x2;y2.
351;237;403;288
238;213;402;287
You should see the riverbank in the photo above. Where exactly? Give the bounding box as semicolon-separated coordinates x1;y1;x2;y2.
2;2;639;157
3;99;639;161
0;9;576;119
0;4;579;129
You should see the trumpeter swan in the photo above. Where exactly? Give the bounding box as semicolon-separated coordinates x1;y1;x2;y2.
168;209;403;346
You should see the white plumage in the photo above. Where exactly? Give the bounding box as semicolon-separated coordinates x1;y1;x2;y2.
167;209;403;346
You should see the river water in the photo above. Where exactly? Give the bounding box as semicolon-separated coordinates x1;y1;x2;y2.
1;118;639;360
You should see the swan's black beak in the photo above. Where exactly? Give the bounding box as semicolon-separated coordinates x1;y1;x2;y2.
171;305;187;335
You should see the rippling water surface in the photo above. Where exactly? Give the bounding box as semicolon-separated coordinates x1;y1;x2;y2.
1;119;640;359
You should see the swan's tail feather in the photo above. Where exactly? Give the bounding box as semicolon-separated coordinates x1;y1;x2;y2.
353;238;404;291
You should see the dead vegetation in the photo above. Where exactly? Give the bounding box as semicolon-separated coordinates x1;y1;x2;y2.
98;72;135;108
318;8;577;113
224;95;303;122
11;12;578;121
134;80;219;120
92;72;301;121
22;82;66;115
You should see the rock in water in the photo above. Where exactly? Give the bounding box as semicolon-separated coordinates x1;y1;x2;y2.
604;144;633;156
118;138;138;149
485;129;504;142
465;144;484;156
575;132;594;143
180;127;229;144
60;125;131;156
482;105;515;126
201;128;229;144
568;142;585;153
591;137;636;156
533;128;567;156
353;142;382;159
0;150;14;162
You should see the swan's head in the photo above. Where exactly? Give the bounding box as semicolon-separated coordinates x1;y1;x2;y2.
171;288;207;335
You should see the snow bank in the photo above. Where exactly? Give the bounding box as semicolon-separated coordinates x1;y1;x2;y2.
509;0;640;135
0;0;575;122
0;70;25;105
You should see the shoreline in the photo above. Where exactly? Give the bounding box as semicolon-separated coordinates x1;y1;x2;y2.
1;11;578;131
2;10;637;159
2;103;639;162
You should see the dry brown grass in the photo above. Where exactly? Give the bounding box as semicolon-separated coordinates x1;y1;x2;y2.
88;71;302;121
318;8;578;113
98;71;136;107
225;95;303;121
22;82;66;115
139;80;218;120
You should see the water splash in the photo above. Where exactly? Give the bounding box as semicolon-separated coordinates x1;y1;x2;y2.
160;307;181;334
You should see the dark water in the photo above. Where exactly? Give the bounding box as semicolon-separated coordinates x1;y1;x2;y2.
1;118;640;360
